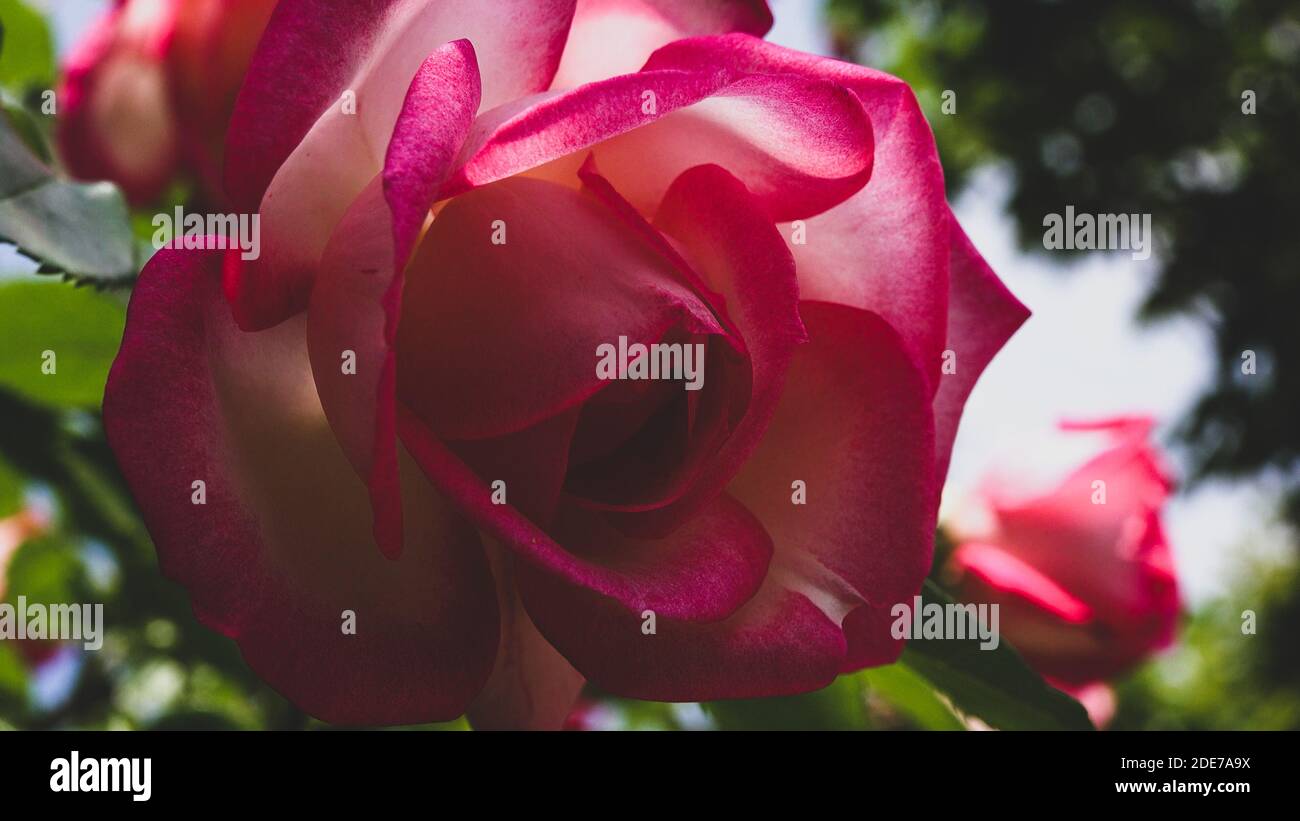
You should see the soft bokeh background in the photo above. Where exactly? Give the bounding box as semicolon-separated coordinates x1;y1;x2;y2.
0;0;1295;729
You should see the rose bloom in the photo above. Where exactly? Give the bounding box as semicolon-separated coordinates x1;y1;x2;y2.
946;417;1181;724
103;0;1028;727
59;0;278;204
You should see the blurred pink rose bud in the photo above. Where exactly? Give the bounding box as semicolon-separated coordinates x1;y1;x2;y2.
947;417;1181;724
0;504;58;667
562;698;620;731
0;504;53;599
58;0;278;205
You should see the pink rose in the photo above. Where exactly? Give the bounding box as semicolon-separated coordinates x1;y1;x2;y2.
58;0;278;204
103;0;1027;727
947;417;1181;719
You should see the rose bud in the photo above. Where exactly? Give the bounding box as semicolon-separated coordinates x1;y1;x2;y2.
103;0;1028;727
0;504;59;667
947;417;1181;725
58;0;277;205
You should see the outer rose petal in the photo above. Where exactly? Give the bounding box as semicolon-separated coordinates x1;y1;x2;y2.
954;544;1167;685
467;542;585;731
951;543;1094;625
165;0;277;202
553;0;772;87
727;300;936;670
224;0;577;329
225;0;577;210
307;41;481;558
167;0;279;139
104;248;499;724
840;601;909;670
644;34;951;393
57;1;180;205
518;569;845;702
932;218;1030;484
445;66;874;222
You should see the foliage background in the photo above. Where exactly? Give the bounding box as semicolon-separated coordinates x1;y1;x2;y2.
0;0;1295;730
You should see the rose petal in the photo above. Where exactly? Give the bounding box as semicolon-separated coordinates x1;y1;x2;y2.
467;542;586;730
383;40;483;265
104;248;499;724
552;0;772;87
396;175;725;441
565;158;752;515
225;0;576;329
444;65;874;221
448;408;581;527
606;162;805;535
645;34;951;393
165;0;278;202
398;406;771;624
225;0;577;210
579;72;874;221
840;601;908;671
932;218;1030;484
518;567;845;702
954;536;1173;685
727;300;937;669
306;41;481;558
951;542;1094;625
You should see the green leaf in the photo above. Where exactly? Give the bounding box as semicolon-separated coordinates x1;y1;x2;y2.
0;111;138;286
0;0;55;94
0;102;45;197
0;641;28;713
899;580;1094;730
1;94;51;162
0;390;144;544
0;280;126;407
4;533;85;605
706;673;869;730
0;451;22;516
862;663;966;730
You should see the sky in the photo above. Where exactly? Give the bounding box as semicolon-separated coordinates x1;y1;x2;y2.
22;0;1291;605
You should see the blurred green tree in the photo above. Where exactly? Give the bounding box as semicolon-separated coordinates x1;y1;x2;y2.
829;0;1300;524
1113;554;1300;730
